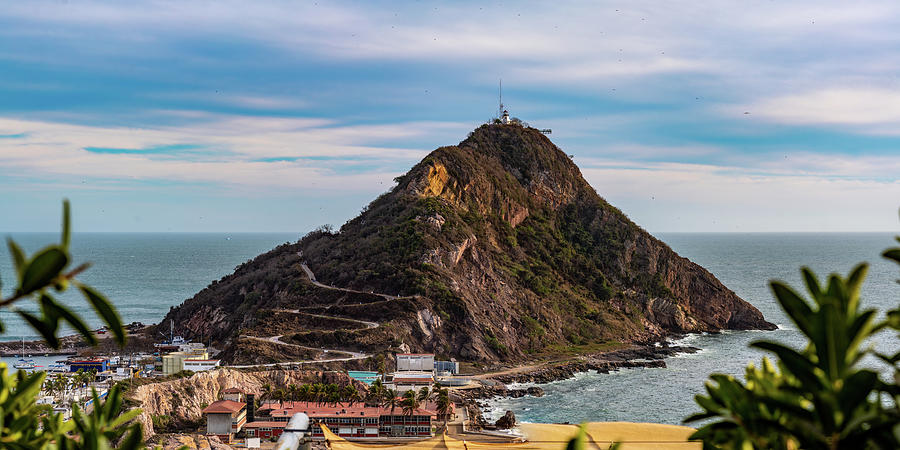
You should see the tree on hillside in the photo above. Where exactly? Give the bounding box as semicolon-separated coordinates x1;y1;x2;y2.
685;234;900;449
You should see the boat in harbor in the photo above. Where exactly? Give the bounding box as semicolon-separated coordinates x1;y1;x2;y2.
12;338;39;370
13;359;37;370
154;320;188;351
46;363;68;373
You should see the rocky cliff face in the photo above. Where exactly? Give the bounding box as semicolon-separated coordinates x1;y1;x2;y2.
162;124;773;363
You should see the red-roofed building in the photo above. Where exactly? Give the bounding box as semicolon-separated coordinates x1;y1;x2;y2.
246;401;451;439
202;400;247;442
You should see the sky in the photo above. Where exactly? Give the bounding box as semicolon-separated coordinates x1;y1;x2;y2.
1;0;899;233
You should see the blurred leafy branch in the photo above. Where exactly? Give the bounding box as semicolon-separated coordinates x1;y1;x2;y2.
2;200;125;348
0;200;153;449
685;227;900;449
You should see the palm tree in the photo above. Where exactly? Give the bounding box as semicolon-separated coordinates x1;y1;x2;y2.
298;384;313;403
401;390;419;416
276;388;288;408
382;389;400;416
288;384;298;406
327;391;342;406
311;383;325;406
42;378;56;399
435;392;452;431
325;383;339;405
416;386;430;404
343;385;361;406
260;383;274;407
368;379;384;406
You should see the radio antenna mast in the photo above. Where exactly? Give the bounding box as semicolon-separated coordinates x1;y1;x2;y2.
498;79;504;119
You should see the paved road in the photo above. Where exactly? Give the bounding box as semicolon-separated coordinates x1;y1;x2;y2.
299;252;417;302
271;309;379;330
225;255;388;369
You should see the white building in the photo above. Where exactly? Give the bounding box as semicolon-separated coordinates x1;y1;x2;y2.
396;353;434;372
183;358;221;372
387;371;434;393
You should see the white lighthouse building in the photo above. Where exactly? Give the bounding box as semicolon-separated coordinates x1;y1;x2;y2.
501;109;511;124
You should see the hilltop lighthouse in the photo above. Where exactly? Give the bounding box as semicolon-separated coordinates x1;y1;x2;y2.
501;109;511;124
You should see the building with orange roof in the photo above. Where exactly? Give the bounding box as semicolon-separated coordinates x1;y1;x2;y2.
202;399;247;442
245;400;452;440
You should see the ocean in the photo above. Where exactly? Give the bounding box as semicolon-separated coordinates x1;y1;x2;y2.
1;232;897;424
0;232;297;342
482;232;900;425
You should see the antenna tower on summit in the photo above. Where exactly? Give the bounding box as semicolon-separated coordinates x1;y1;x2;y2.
498;79;503;117
498;79;510;124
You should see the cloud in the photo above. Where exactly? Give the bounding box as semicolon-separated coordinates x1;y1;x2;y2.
581;161;900;232
2;1;900;231
734;88;900;134
0;114;466;192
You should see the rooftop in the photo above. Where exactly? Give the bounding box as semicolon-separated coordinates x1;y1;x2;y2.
392;377;435;384
202;400;245;414
244;421;286;428
259;401;438;418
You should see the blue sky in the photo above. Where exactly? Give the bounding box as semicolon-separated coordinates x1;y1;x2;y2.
1;1;899;233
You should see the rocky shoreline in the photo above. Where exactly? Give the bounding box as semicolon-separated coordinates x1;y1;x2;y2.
454;343;700;429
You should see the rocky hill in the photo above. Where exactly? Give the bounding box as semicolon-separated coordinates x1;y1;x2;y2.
161;124;774;363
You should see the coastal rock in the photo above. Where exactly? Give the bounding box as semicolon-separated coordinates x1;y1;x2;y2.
526;386;545;397
495;410;516;429
504;386;545;398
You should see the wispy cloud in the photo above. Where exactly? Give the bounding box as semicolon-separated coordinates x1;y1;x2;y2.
2;1;899;231
734;88;900;134
582;162;900;232
0;114;464;192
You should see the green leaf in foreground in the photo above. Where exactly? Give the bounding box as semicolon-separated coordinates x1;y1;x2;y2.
6;238;26;280
77;283;126;346
61;198;71;249
19;246;68;295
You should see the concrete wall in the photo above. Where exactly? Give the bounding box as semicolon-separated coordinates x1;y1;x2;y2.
207;413;232;435
396;354;434;371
